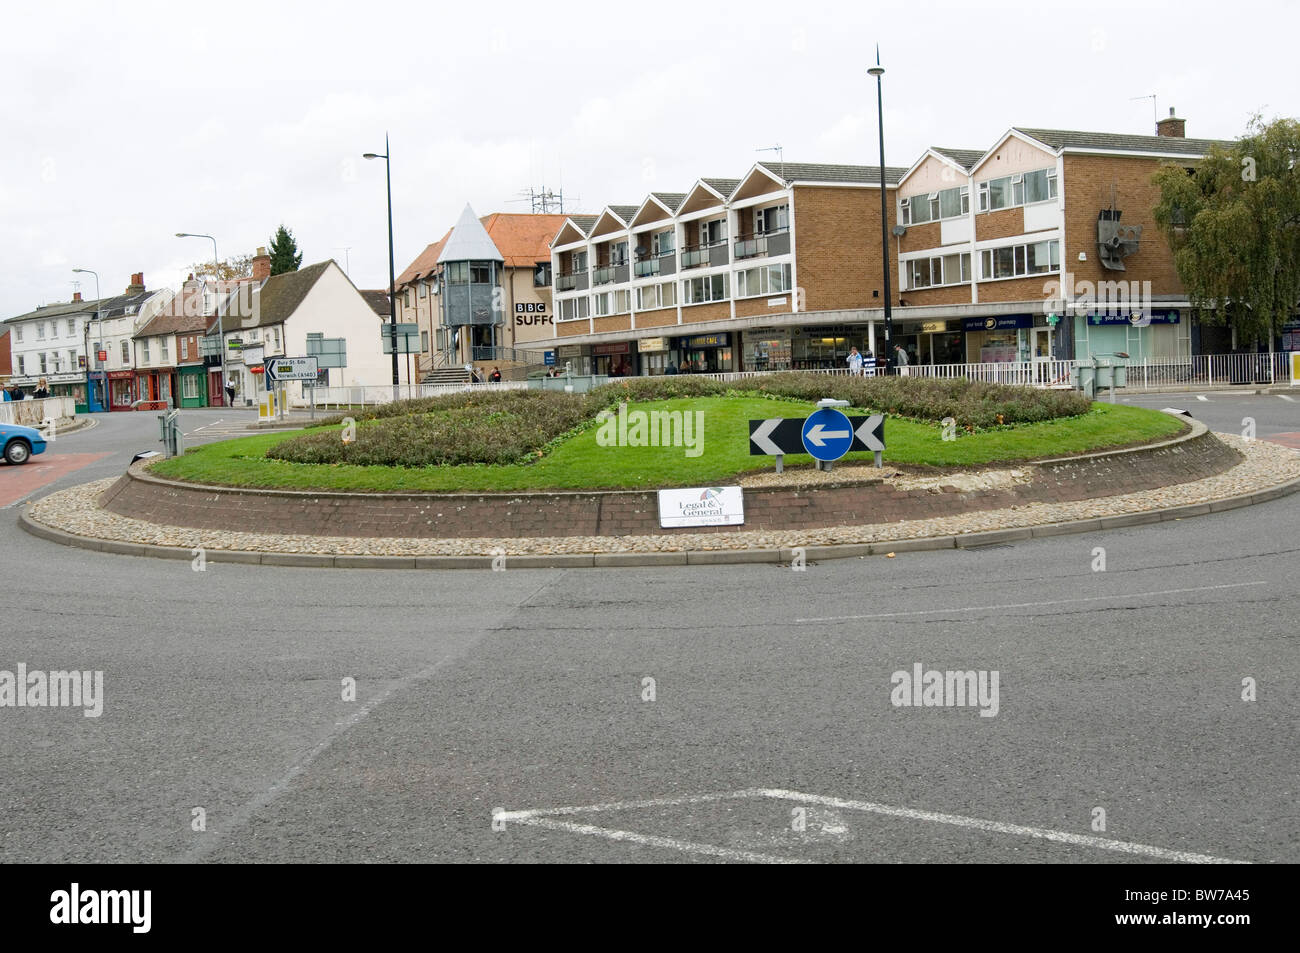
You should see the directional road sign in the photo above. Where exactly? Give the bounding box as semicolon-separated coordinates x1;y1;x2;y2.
749;414;884;456
801;407;855;461
264;356;319;381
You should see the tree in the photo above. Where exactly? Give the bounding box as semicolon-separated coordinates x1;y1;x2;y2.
268;224;303;275
1152;115;1300;346
190;255;253;282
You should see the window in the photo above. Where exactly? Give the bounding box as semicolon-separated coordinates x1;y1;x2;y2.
16;355;23;374
1023;168;1058;204
470;263;492;284
610;241;628;266
559;297;590;320
182;374;199;399
48;321;55;338
980;240;1060;279
421;330;430;352
418;281;428;298
636;281;676;310
36;322;45;339
271;328;280;352
181;338;189;360
68;349;77;369
907;253;971;288
570;251;588;272
66;318;76;335
593;290;630;316
903;184;967;224
755;205;789;233
13;325;21;342
701;218;727;246
39;353;47;373
121;341;130;363
735;264;792;298
405;290;413;307
683;274;728;304
940;187;969;219
141;341;150;363
160;338;168;362
445;262;469;284
978;167;1055;212
533;262;552;287
652;229;674;256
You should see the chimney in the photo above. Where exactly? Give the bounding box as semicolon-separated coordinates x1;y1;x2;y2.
72;291;83;302
252;246;271;281
1157;107;1186;138
125;272;145;293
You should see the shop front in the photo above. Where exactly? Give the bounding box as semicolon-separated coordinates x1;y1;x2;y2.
636;337;671;375
742;328;793;371
108;370;135;410
677;333;734;373
962;314;1035;364
1076;309;1187;362
905;320;965;367
556;344;590;376
593;342;632;377
178;364;208;408
135;368;177;405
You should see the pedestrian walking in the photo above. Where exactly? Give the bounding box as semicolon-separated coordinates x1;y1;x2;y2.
489;366;502;383
894;345;910;376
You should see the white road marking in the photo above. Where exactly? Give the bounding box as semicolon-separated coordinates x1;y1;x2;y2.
1196;395;1209;401
506;815;808;864
500;788;1249;864
1278;394;1295;402
794;581;1267;624
754;790;1248;864
183;418;225;436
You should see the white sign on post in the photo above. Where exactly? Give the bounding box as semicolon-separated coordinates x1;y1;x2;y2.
657;486;745;528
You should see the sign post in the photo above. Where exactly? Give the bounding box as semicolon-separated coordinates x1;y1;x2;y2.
749;405;885;471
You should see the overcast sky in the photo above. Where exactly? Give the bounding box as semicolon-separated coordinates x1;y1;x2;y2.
2;0;1295;318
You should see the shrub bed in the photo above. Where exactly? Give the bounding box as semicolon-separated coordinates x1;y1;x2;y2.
268;375;1093;468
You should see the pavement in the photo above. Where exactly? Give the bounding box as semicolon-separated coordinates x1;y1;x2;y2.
1;395;1297;863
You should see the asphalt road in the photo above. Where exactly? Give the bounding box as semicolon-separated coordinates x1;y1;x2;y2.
1;399;1297;863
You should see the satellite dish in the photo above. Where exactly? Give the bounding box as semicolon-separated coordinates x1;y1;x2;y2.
634;246;647;256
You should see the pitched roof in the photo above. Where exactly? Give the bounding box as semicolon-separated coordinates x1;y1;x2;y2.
360;290;391;318
931;147;984;170
212;260;332;332
761;162;909;186
567;214;599;235
133;283;208;338
651;192;686;212
701;178;741;198
396;232;451;287
1013;127;1232;157
480;212;568;267
437;204;503;264
607;205;639;223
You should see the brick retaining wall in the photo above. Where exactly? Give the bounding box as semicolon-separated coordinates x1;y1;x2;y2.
99;421;1240;540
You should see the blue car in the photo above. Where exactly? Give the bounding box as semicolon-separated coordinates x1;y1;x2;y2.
0;422;47;465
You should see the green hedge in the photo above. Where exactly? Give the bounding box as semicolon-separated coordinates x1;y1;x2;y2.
268;375;1091;468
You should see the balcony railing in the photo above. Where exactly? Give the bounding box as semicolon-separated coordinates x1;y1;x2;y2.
592;262;628;285
633;257;660;278
555;270;583;292
681;244;710;269
734;227;790;260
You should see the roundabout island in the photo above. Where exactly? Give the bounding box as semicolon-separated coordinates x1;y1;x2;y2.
20;374;1300;567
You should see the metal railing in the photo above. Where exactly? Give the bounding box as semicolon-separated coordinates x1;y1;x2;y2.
554;271;583;291
633;257;661;278
733;228;788;260
906;360;1077;387
680;244;713;269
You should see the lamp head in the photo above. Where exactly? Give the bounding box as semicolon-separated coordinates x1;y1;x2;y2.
867;65;885;77
363;153;382;160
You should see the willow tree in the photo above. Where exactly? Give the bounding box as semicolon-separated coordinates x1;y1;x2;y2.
1152;115;1300;346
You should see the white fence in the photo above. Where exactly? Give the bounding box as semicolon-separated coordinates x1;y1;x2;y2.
0;396;76;427
290;353;1295;407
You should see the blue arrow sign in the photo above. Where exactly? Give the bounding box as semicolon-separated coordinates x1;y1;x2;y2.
801;407;855;461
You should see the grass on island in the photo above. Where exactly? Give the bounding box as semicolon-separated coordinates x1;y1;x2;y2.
149;395;1186;493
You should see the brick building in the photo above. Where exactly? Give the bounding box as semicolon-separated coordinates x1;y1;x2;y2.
545;113;1235;374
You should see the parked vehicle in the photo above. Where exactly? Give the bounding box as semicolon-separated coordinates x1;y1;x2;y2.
0;422;47;465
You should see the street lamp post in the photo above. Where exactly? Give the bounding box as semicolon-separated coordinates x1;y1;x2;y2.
868;51;894;374
176;232;225;406
71;268;102;410
364;135;401;402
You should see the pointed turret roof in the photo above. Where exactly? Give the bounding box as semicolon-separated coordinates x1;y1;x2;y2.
437;204;504;263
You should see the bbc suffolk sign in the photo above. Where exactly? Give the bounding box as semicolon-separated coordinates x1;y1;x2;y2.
657;486;744;528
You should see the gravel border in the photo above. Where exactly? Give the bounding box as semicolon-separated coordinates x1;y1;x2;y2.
17;433;1300;569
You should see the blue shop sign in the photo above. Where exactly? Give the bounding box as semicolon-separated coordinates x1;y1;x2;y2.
681;333;730;348
1086;309;1180;326
962;314;1033;332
